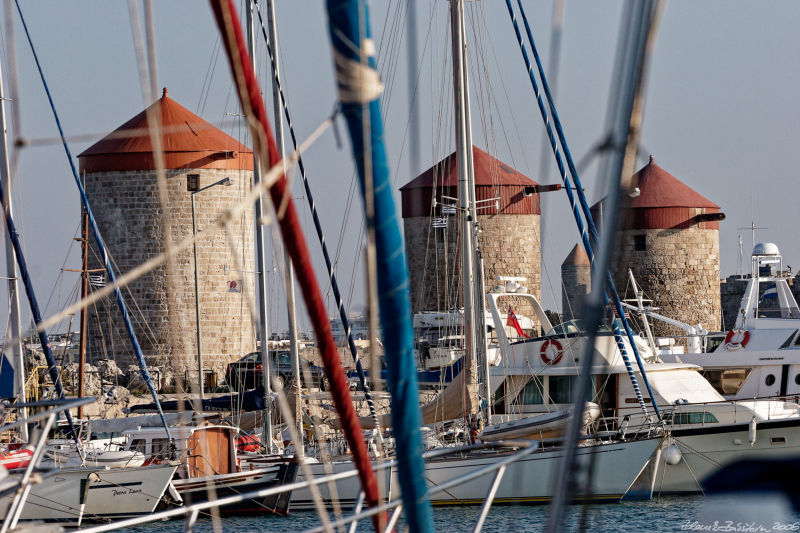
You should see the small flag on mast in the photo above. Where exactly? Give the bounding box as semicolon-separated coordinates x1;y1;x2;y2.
759;284;777;304
506;306;529;338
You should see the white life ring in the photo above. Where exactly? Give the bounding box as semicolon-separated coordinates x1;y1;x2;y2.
540;339;563;365
724;329;750;351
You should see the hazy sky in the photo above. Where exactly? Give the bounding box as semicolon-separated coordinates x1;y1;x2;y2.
2;1;799;337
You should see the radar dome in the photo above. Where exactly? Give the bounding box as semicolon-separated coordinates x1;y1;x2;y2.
753;242;780;256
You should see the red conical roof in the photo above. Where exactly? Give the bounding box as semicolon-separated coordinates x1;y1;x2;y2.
627;155;718;209
562;244;590;267
400;146;537;190
589;156;723;230
399;146;541;217
78;88;253;173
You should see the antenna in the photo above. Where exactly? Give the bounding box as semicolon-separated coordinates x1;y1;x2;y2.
737;233;743;277
738;192;768;252
737;220;768;253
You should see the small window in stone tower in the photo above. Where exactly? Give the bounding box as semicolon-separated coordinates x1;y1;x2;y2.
634;235;646;252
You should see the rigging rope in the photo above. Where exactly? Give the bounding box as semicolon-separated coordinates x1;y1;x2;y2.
503;0;656;417
207;1;384;530
512;0;661;418
14;0;172;438
325;0;433;531
252;0;381;434
0;163;79;442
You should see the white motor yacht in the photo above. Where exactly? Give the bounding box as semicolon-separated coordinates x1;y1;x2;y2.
485;285;800;494
658;242;800;401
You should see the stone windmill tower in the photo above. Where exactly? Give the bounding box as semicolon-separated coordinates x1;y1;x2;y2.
592;156;725;336
78;89;256;381
561;244;591;320
400;146;542;324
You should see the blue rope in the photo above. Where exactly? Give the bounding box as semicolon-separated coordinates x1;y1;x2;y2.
0;173;79;441
513;0;661;418
503;0;652;416
325;1;432;530
15;0;172;436
252;1;380;429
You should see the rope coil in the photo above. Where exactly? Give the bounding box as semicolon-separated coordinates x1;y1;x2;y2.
333;48;384;104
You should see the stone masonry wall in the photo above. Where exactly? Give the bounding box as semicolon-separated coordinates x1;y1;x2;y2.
404;213;541;331
85;168;256;383
611;227;721;337
562;264;591;320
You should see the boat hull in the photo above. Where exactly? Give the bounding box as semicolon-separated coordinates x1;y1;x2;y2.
0;464;176;525
292;460;377;511
81;462;180;521
418;437;659;505
291;437;661;510
647;418;800;494
0;469;88;525
173;462;297;515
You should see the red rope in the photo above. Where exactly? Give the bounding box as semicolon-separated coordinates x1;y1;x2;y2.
208;1;384;529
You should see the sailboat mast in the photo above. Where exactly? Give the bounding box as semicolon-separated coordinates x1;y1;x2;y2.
77;207;88;419
246;1;274;453
265;0;303;448
0;54;25;440
458;7;491;422
451;0;483;419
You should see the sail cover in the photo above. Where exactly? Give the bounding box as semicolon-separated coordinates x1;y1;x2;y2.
129;386;266;413
329;359;480;430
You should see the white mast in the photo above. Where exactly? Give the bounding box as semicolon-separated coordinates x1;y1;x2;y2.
450;0;486;420
0;54;26;440
265;0;303;449
247;1;274;453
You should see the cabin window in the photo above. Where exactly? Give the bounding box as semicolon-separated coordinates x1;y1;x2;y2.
624;397;652;404
518;378;544;405
492;381;506;414
771;437;787;445
634;235;646;252
669;412;718;425
778;330;797;350
795;374;800;386
130;438;147;454
549;376;572;404
780;331;798;349
152;438;171;457
765;374;776;386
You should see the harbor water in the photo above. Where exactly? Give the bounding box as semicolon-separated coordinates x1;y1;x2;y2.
118;496;800;532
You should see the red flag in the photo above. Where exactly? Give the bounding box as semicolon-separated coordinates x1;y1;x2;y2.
507;306;530;338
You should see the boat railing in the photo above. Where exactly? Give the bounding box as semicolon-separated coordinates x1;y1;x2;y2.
595;417;665;441
627;394;800;427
